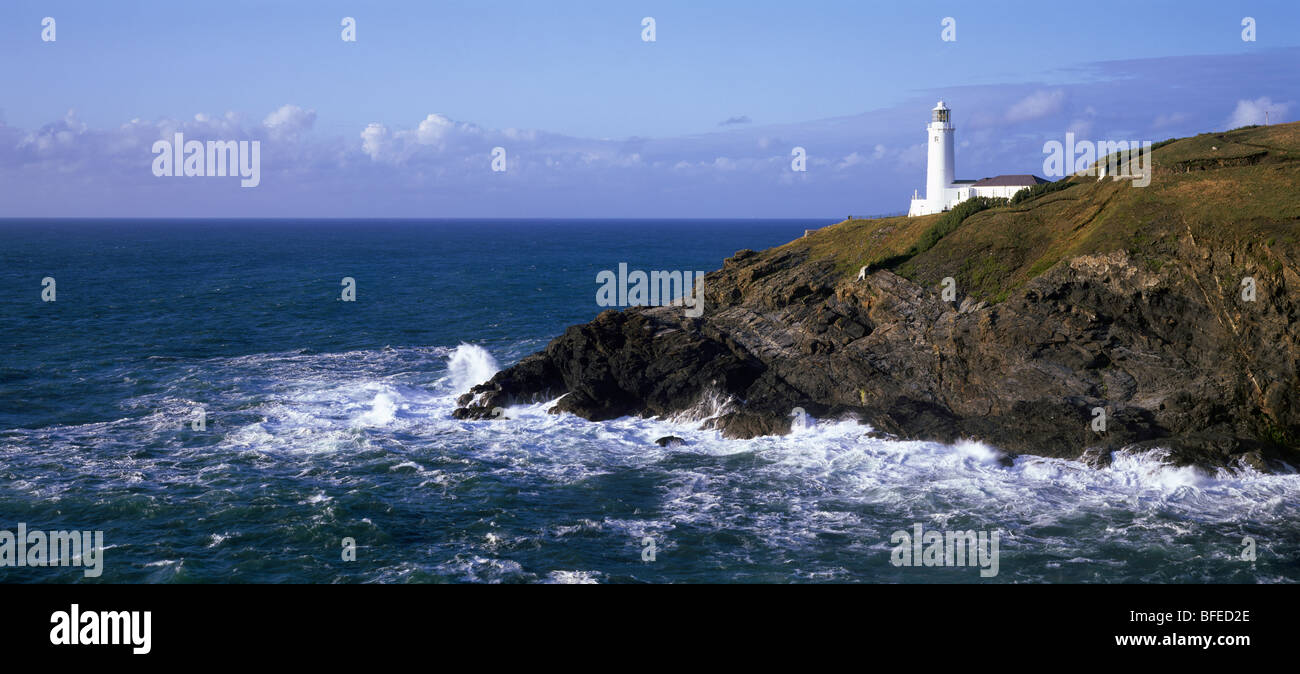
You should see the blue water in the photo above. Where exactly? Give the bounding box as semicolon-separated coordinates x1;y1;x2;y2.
2;219;1298;583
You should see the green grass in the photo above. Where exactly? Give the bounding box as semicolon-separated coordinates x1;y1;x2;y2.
776;121;1300;302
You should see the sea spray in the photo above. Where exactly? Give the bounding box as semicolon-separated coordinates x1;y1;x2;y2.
447;344;500;395
358;390;399;426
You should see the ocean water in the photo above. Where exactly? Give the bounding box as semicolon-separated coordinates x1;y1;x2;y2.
1;219;1297;583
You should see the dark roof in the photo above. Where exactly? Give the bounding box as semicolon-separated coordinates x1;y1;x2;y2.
952;179;977;184
971;174;1050;187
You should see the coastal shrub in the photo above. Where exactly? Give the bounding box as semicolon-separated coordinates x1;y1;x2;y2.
876;196;1007;270
1009;178;1077;205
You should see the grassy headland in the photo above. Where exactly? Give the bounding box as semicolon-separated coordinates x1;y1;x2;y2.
786;122;1300;302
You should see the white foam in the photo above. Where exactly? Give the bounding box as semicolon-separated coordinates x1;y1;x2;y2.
358;391;398;426
9;342;1300;582
666;389;735;424
545;570;601;584
446;343;500;395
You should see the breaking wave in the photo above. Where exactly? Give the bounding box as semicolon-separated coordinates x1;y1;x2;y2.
446;343;500;395
3;343;1298;583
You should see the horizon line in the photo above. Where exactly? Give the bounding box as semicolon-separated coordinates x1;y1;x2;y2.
0;216;867;222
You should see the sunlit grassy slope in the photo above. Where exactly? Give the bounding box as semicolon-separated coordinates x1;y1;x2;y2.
783;122;1300;302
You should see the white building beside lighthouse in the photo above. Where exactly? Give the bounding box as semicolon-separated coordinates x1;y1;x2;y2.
907;100;1048;216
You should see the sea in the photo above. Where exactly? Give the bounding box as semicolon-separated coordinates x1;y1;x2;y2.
1;218;1297;583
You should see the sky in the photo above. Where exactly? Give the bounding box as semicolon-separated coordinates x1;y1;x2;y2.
1;0;1298;218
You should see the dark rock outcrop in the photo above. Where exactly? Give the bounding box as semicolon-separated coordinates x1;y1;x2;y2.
455;240;1299;472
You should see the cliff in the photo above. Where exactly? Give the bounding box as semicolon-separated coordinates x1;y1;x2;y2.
455;122;1300;471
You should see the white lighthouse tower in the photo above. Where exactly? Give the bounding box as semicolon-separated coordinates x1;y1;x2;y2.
909;101;958;216
907;100;1049;216
926;101;955;208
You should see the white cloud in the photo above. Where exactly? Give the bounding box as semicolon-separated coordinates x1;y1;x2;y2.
502;128;537;141
1226;97;1290;128
899;142;926;168
19;109;87;153
837;152;866;169
360;122;389;160
1005;89;1065;123
835;145;890;170
1152;111;1188;129
412;113;481;147
614;152;643;168
359;113;489;161
415;113;455;145
263;104;317;140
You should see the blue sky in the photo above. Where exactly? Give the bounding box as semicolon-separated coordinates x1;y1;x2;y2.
1;0;1297;217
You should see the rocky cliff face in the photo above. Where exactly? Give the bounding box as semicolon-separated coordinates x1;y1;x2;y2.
455;125;1300;472
455;238;1298;471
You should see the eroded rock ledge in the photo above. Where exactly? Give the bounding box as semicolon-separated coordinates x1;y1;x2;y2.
455;242;1299;472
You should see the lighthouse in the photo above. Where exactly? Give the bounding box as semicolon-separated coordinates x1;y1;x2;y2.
926;100;955;210
907;100;1048;216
